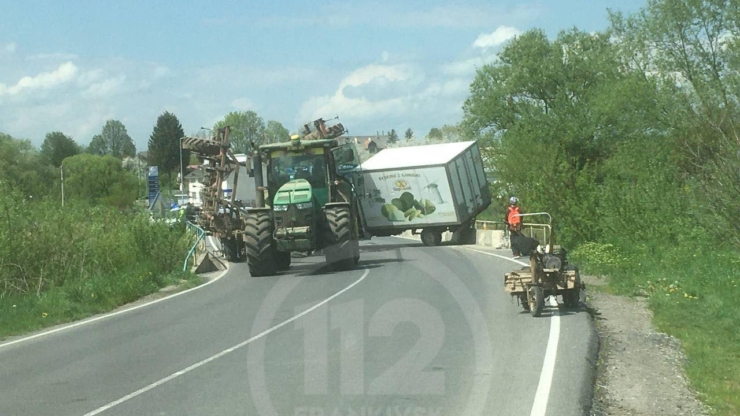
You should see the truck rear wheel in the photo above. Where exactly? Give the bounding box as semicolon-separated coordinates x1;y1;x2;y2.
244;212;277;277
420;229;442;246
325;206;356;270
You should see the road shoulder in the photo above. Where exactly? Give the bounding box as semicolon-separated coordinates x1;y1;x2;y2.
585;276;710;416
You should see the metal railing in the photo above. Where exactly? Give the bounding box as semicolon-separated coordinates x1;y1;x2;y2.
474;219;552;247
183;221;207;272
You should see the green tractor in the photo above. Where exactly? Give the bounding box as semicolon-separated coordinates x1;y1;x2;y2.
243;118;364;277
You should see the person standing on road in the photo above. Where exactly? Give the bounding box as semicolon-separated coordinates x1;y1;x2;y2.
505;196;524;258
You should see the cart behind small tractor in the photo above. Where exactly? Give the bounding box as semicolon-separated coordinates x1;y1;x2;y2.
503;213;585;317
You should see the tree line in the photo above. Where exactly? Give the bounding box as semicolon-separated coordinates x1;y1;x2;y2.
0;110;292;208
462;0;739;250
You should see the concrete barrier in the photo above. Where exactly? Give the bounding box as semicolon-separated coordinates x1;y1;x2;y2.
477;229;507;249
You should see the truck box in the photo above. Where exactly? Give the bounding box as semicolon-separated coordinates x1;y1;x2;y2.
354;141;491;236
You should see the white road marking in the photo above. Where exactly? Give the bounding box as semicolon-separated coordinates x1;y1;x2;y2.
208;236;220;250
81;268;371;416
459;247;561;416
530;296;560;416
0;265;230;351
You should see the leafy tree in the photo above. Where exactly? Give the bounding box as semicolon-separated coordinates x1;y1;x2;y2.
426;127;443;141
0;133;55;198
404;128;414;141
610;0;740;245
213;111;265;154
147;111;187;182
387;129;399;145
264;120;289;144
40;132;79;168
63;154;138;207
440;124;462;142
462;28;668;244
87;120;136;158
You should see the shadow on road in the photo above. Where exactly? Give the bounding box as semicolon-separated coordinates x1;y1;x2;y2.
361;242;424;252
517;302;585;318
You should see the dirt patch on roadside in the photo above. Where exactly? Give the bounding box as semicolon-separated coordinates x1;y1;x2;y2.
584;276;710;416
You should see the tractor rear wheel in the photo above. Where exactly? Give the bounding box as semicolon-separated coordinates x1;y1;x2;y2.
244;212;277;277
325;206;356;271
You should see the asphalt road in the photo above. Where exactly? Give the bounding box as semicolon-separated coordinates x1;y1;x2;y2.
0;238;596;416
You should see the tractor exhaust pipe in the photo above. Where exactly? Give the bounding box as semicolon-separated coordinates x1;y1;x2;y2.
253;149;265;208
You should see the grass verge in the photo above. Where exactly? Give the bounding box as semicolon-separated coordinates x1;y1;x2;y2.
0;269;200;341
572;242;740;416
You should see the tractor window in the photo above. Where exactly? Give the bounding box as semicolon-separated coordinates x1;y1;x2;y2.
332;143;360;175
270;153;327;190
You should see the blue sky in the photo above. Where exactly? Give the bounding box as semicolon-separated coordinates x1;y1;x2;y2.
0;0;646;151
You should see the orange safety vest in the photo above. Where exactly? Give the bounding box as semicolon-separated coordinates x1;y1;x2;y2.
507;206;522;229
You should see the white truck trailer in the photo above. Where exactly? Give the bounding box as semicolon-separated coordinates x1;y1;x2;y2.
353;141;491;246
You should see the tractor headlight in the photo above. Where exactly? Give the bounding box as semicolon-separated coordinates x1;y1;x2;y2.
295;202;313;210
274;204;289;212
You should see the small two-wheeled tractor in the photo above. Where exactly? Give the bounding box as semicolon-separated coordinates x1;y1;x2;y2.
503;213;585;317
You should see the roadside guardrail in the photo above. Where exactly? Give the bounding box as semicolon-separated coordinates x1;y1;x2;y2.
184;221;207;272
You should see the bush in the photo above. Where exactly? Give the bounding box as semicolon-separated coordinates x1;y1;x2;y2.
0;186;196;338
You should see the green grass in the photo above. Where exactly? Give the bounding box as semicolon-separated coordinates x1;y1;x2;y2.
0;190;200;341
0;269;200;340
573;242;740;415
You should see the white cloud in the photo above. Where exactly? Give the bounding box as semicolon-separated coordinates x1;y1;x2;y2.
25;52;78;61
2;42;16;54
298;64;414;122
473;26;521;49
82;75;126;98
225;2;543;29
76;68;105;87
0;61;78;96
339;64;411;89
441;56;499;77
232;97;256;110
153;66;171;78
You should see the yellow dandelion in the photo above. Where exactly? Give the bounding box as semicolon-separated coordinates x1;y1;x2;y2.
42;312;48;318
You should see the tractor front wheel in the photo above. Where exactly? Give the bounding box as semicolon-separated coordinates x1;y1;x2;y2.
325;206;356;271
244;212;277;277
